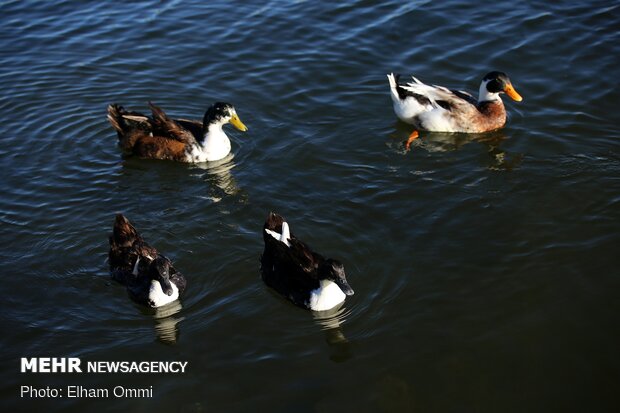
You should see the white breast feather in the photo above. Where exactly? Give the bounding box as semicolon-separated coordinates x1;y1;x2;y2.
190;124;231;162
148;280;180;307
308;280;346;311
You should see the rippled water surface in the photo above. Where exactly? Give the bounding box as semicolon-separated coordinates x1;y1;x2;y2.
1;1;619;412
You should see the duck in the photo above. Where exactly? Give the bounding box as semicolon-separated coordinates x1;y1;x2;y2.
260;212;354;311
107;101;248;162
387;71;522;148
108;214;187;308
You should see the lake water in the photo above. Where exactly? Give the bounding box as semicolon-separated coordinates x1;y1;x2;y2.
1;0;618;412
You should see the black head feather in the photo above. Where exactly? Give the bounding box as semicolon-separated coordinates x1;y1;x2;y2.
202;102;235;127
482;71;510;94
149;256;174;296
319;258;354;296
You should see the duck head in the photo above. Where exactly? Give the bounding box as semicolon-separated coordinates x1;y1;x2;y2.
319;259;354;296
202;102;248;132
146;257;179;307
478;71;522;103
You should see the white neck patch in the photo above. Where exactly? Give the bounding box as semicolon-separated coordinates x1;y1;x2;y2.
265;221;291;247
308;279;346;311
148;279;180;307
190;122;231;162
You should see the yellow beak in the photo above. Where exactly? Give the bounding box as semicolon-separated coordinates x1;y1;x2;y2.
504;83;523;102
229;114;248;132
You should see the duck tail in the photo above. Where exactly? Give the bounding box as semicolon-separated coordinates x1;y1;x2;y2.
107;104;126;134
264;212;285;232
107;104;150;150
110;214;142;249
387;73;406;101
387;73;400;90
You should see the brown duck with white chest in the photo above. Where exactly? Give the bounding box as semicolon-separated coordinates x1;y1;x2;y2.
107;101;248;162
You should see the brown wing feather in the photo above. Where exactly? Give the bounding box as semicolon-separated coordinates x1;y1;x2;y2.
131;135;188;161
176;118;204;138
149;102;198;145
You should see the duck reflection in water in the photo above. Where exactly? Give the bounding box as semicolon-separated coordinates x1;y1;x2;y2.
136;300;185;345
152;300;184;345
389;126;524;171
190;154;245;200
118;152;244;203
312;303;354;362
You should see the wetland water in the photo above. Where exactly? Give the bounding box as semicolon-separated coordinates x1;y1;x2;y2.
1;1;619;411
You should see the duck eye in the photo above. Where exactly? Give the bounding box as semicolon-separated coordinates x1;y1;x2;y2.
487;79;503;93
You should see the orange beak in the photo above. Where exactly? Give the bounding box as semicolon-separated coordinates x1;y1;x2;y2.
504;83;523;102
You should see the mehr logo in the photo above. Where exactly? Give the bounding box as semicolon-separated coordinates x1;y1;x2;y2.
21;358;188;374
21;358;82;373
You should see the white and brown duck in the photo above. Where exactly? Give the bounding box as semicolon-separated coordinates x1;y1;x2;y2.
387;71;522;148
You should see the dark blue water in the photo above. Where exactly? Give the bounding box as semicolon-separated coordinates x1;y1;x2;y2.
1;1;619;411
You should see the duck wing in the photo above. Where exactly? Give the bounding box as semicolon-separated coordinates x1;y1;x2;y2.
261;234;320;302
261;232;315;276
262;214;311;271
175;118;204;139
286;238;319;274
400;77;476;111
449;89;477;105
169;268;187;295
149;102;199;146
399;77;483;131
